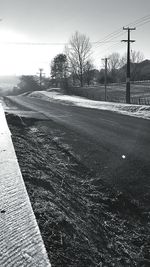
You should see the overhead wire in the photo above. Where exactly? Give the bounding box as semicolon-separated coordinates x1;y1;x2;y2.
94;42;125;64
0;13;149;71
92;14;150;62
0;41;67;46
92;14;150;51
0;14;149;47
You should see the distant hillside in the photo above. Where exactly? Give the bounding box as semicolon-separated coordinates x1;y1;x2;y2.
136;59;150;80
119;59;150;81
0;76;20;96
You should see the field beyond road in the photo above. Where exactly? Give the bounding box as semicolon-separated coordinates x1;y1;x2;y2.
67;82;150;104
3;95;150;266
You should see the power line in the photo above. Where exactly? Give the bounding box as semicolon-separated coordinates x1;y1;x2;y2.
134;18;150;28
92;41;121;60
0;40;127;46
92;15;149;73
92;40;121;45
0;41;68;46
0;14;149;48
99;14;150;43
93;14;150;50
129;14;150;27
94;44;125;69
92;15;150;64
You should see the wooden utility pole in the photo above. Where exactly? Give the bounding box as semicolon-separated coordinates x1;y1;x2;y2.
122;27;136;104
37;68;45;88
102;58;109;101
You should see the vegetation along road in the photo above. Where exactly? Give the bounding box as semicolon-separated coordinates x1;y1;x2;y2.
4;95;150;266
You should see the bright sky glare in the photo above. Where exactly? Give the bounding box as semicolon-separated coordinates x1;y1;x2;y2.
0;0;150;76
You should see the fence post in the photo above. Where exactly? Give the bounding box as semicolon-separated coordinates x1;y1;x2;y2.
138;98;140;105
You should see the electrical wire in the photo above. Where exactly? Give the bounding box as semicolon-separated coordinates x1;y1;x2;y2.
91;14;150;61
0;11;149;71
0;14;149;47
0;41;67;46
93;14;150;50
94;42;125;64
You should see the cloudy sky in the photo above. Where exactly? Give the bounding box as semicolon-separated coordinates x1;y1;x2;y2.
0;0;150;75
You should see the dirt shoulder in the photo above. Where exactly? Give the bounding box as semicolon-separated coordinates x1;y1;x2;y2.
6;114;150;267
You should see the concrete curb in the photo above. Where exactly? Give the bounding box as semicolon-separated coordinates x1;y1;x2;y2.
0;104;51;267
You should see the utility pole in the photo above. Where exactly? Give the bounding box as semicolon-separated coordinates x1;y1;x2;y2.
102;58;109;101
122;27;136;104
37;68;45;88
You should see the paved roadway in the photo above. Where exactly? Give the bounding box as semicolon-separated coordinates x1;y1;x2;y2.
6;95;150;199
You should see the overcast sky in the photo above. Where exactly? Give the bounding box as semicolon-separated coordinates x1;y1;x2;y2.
0;0;150;75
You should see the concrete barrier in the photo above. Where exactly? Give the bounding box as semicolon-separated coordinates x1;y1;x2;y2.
0;104;51;267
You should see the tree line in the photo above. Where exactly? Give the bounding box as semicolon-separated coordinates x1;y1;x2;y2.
10;31;147;95
50;31;145;88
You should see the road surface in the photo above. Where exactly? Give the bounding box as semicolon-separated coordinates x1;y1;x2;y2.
5;95;150;200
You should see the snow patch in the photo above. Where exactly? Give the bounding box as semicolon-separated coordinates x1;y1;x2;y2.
29;91;150;120
0;103;11;135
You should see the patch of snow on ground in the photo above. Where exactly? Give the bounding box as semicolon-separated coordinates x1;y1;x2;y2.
29;91;150;120
0;97;8;109
0;103;11;134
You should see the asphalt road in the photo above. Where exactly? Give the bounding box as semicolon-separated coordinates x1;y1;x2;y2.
6;95;150;199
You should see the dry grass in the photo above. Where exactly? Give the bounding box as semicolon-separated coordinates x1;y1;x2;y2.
68;82;150;104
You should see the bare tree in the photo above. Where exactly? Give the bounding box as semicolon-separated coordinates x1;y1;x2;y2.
119;50;144;67
130;50;144;81
107;52;121;82
108;52;121;70
66;31;92;87
84;60;94;86
130;50;144;63
108;50;144;82
119;53;126;68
